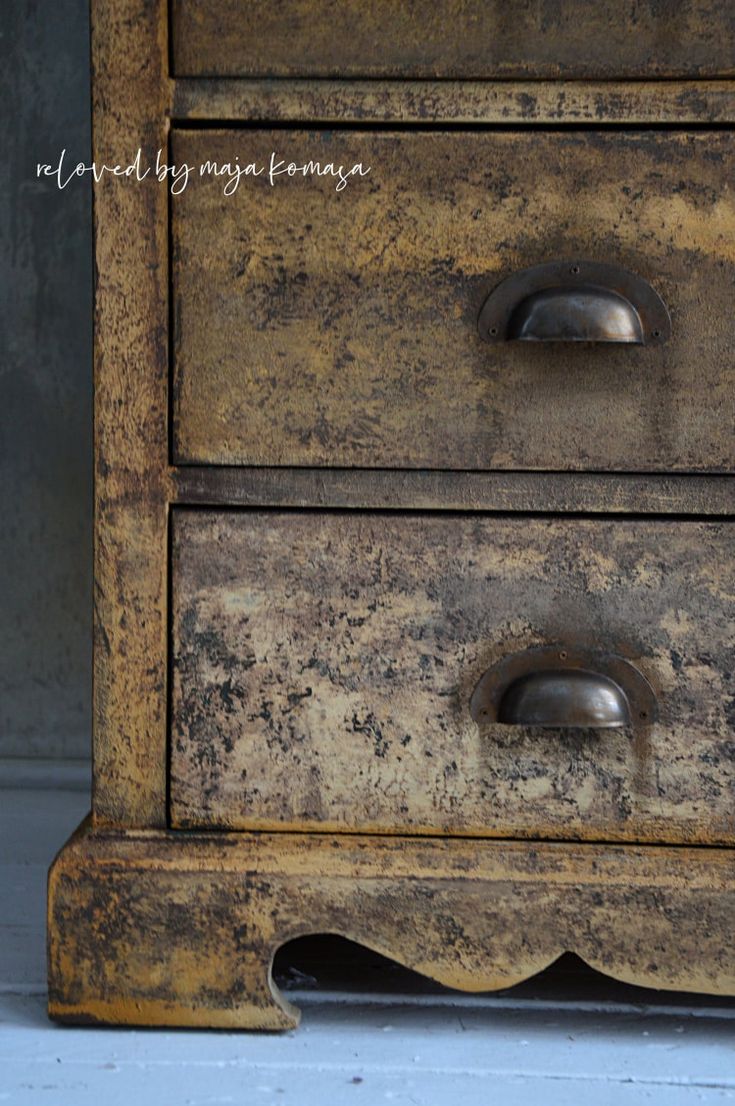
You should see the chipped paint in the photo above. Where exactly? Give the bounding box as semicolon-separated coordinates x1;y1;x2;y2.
173;130;735;472
172;1;735;79
48;825;735;1027
171;512;735;844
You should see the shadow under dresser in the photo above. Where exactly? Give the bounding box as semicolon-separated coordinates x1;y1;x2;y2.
48;0;735;1027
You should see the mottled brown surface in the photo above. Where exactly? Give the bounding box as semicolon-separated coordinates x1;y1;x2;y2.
173;129;735;472
171;511;735;844
174;79;735;125
91;0;172;825
174;467;735;516
48;823;735;1027
171;0;735;79
54;0;735;1030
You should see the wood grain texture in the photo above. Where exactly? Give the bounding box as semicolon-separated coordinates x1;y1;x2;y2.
48;823;735;1027
174;79;735;125
91;0;171;826
171;510;735;845
171;0;735;79
172;129;735;472
174;467;735;516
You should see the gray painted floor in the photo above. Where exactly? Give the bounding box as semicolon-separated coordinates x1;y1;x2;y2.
1;780;734;1105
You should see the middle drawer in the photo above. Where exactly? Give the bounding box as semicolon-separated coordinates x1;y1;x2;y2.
170;509;735;844
172;128;735;472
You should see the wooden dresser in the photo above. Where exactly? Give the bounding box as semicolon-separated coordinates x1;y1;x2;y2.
49;0;735;1027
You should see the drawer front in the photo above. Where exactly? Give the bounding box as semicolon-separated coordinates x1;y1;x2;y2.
170;510;735;844
172;1;735;78
173;129;735;473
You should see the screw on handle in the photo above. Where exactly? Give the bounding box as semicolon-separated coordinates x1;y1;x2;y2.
478;260;671;345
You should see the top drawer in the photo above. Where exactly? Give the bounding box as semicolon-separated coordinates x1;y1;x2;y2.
171;0;735;79
172;129;735;473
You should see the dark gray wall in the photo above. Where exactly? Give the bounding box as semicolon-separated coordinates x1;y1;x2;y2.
1;2;92;759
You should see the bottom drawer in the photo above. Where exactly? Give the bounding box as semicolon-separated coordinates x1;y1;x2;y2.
170;510;735;844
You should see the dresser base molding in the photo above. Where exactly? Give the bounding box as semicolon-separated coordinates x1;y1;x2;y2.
48;822;735;1029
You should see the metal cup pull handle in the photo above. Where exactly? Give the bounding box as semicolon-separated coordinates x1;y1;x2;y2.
470;645;658;730
477;261;671;345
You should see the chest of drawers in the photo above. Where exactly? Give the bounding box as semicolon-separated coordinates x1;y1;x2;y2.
48;0;735;1027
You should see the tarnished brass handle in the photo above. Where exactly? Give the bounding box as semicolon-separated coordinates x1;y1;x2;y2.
470;645;658;730
478;260;671;345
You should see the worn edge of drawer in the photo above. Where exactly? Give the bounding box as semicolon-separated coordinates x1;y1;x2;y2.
172;467;735;516
48;819;735;1028
172;79;735;125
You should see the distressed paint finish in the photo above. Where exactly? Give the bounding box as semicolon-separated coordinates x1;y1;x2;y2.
91;0;172;825
48;824;735;1028
174;79;735;126
48;0;735;1029
172;129;735;473
173;467;735;516
171;0;735;79
171;511;735;845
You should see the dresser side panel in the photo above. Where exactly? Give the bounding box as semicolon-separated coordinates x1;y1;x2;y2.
91;0;171;826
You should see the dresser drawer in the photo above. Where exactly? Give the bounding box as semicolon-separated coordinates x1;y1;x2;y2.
173;129;735;473
170;510;735;844
172;1;735;79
